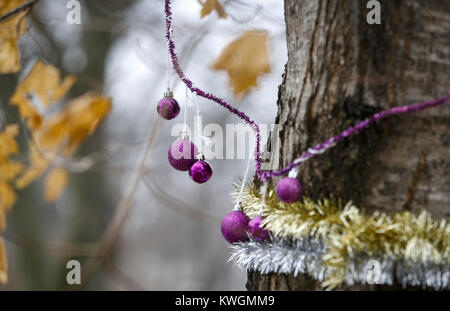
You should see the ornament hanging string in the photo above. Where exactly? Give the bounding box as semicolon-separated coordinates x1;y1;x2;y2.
195;96;201;148
166;31;171;91
234;132;254;211
164;0;450;183
266;93;450;179
183;86;188;134
196;96;200;118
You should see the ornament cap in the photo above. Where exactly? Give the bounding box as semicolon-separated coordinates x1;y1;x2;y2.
181;130;190;140
196;153;206;161
164;89;174;98
233;202;241;211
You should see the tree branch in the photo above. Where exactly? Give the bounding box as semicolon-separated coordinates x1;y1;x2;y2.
0;0;39;24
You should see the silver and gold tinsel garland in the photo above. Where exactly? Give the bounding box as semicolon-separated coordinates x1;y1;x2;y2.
230;238;328;281
228;183;450;290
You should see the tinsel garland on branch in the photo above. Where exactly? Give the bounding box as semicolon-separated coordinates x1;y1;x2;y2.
229;183;450;290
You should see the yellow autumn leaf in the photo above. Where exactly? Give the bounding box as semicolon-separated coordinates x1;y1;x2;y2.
13;60;76;106
13;81;111;192
199;0;227;18
0;182;16;230
0;124;21;284
0;124;20;161
10;97;42;130
40;93;112;154
0;58;112;284
0;0;28;74
15;143;49;189
10;61;76;130
0;124;21;231
213;31;271;97
0;161;23;181
0;238;7;284
44;168;69;202
15;93;111;191
0;37;21;74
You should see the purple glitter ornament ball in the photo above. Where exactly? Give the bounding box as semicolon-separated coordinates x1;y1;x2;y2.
189;160;213;184
276;177;303;203
157;96;180;120
168;139;197;171
221;211;250;244
249;216;269;241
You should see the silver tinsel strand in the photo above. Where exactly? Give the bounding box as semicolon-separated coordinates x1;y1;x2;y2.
229;238;450;290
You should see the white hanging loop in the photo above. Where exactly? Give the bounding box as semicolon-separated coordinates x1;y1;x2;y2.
234;124;255;211
180;86;189;140
166;40;171;91
196;96;201;144
259;182;268;216
184;87;189;131
234;151;253;211
288;167;299;178
193;96;205;157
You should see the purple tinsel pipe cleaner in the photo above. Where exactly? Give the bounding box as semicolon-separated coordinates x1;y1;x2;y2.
261;93;450;180
165;0;263;180
165;0;450;183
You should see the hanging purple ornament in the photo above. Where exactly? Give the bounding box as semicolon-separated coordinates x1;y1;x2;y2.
276;177;303;203
248;216;270;241
157;89;180;120
276;168;303;203
168;136;197;171
221;211;250;244
189;154;213;184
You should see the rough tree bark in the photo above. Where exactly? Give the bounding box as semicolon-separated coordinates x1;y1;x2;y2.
247;0;450;290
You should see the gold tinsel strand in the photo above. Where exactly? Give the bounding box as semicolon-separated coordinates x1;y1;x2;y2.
232;182;450;289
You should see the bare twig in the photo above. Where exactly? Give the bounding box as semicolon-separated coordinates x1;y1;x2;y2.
142;175;221;223
103;256;146;291
3;232;97;257
68;114;163;290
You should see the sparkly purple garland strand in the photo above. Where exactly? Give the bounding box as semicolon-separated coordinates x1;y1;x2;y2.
165;0;264;179
164;0;450;183
266;93;450;179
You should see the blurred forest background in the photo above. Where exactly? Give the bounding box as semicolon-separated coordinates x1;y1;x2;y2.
0;0;287;290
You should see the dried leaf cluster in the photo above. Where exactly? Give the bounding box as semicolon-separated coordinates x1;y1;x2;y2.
0;0;29;74
0;59;111;282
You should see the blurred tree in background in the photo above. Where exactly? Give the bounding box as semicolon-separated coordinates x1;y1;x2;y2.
0;0;286;290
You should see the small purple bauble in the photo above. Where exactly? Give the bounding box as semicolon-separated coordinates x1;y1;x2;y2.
221;211;250;244
168;139;197;171
249;216;270;241
276;177;303;203
157;97;180;120
189;160;213;184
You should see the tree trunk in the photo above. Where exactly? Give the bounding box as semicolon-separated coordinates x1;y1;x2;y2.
247;0;450;290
